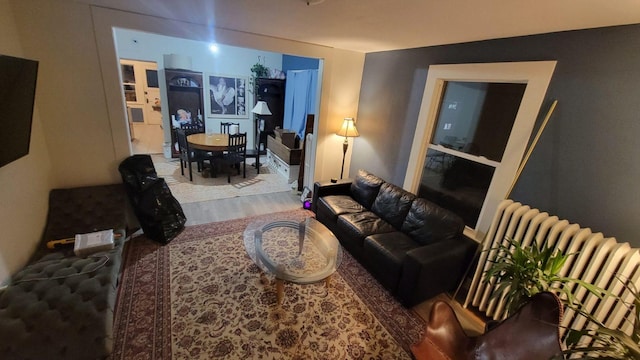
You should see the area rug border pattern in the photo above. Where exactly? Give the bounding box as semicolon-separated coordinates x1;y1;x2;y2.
111;210;424;359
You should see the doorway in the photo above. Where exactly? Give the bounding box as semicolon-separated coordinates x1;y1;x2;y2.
120;59;164;154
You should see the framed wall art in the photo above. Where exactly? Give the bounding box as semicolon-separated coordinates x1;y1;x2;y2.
206;74;248;118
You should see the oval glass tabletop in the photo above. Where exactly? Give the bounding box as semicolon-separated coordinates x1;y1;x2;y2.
243;217;342;284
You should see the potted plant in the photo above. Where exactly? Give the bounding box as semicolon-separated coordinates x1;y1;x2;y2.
560;276;640;359
249;58;270;93
483;237;600;316
484;237;640;359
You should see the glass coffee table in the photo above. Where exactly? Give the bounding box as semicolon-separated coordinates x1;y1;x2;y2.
243;217;342;305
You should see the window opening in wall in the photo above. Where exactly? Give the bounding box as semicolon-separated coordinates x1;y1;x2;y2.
121;64;136;102
146;69;159;88
418;81;526;227
404;61;557;239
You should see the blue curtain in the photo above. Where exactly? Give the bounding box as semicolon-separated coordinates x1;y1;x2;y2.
283;70;318;139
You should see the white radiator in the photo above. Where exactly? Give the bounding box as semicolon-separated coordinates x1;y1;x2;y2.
464;199;640;341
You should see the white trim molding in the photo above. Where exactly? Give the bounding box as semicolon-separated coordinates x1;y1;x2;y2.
403;61;557;240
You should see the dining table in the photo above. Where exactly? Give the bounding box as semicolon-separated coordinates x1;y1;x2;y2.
187;133;229;152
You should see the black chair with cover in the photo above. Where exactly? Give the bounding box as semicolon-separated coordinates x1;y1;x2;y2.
219;132;247;183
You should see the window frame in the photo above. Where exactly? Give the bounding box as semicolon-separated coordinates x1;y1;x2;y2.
403;61;557;241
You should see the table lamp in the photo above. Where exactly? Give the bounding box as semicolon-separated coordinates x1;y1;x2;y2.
337;117;359;179
251;100;272;123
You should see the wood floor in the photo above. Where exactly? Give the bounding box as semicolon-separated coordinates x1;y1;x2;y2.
181;190;302;226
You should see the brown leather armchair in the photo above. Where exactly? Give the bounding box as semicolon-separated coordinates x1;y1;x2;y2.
411;292;564;360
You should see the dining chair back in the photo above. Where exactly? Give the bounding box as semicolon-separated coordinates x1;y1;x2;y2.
220;132;247;183
220;122;240;134
180;122;205;135
176;129;205;181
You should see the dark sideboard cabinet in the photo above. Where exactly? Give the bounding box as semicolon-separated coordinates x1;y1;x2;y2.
165;69;204;157
254;78;285;153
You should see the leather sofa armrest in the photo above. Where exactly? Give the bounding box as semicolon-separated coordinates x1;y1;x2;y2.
312;179;353;213
398;235;478;306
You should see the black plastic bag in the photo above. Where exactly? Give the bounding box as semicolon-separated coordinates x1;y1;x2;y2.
130;178;186;244
118;155;186;244
118;154;159;193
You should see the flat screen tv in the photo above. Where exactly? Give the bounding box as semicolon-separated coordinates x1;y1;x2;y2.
0;54;39;168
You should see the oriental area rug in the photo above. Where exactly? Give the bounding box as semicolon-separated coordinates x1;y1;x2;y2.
151;154;292;204
111;209;424;359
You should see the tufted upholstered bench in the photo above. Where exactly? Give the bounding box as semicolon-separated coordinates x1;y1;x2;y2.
0;184;130;360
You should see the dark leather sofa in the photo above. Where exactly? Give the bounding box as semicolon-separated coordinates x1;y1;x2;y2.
312;170;478;307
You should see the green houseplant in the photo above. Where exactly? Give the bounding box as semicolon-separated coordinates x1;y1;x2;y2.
484;237;640;359
249;60;270;93
560;276;640;359
483;237;597;316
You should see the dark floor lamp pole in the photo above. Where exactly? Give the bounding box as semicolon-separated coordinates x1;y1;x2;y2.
336;117;359;180
340;138;349;179
251;101;272;151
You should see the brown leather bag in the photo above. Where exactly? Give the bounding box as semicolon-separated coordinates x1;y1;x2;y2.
411;292;564;360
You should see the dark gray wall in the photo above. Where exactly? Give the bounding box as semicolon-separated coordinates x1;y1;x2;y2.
352;24;640;246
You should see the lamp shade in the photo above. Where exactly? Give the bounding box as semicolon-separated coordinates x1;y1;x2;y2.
251;101;272;115
337;117;359;138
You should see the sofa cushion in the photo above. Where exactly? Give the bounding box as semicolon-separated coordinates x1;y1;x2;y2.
350;169;384;209
363;232;420;293
318;195;365;222
371;183;416;229
401;198;465;246
335;211;396;259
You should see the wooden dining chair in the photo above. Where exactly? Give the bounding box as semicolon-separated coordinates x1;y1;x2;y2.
219;132;247;183
220;122;240;134
180;122;205;135
176;129;208;181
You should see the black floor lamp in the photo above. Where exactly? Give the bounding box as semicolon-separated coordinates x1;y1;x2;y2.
337;117;359;179
251;100;272;151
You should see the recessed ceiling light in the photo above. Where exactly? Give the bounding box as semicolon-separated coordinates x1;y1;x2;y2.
209;43;219;53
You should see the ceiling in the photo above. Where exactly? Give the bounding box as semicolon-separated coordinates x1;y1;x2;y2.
77;0;640;53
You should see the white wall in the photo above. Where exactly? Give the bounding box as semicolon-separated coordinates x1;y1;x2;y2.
115;29;284;148
0;0;52;284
